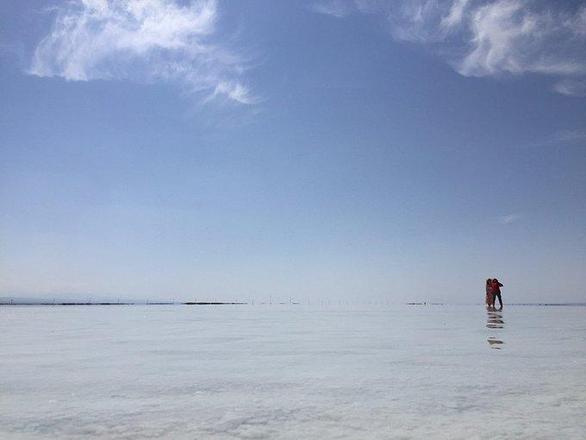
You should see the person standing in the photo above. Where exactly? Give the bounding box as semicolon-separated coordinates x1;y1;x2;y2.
485;279;494;307
491;278;503;309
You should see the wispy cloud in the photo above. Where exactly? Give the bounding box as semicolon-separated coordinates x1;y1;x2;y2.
29;0;256;104
553;79;586;98
553;129;586;145
456;1;586;78
525;128;586;149
497;213;521;225
310;0;353;18
312;0;586;96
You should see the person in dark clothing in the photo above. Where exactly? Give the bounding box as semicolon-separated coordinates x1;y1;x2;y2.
491;278;503;309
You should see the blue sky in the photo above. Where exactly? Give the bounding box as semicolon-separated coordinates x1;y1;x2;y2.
1;0;585;303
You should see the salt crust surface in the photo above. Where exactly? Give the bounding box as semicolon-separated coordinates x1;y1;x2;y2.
1;305;585;439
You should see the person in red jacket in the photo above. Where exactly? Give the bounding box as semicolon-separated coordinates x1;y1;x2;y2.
491;278;503;309
485;279;494;308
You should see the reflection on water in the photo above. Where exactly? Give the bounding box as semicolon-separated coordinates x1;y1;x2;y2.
486;309;505;349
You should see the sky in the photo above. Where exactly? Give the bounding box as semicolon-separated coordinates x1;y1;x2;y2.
0;0;585;304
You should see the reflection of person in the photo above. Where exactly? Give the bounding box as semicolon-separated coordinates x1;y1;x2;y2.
485;279;493;307
491;278;503;309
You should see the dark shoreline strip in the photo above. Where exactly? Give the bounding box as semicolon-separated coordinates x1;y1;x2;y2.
1;302;584;307
0;302;248;306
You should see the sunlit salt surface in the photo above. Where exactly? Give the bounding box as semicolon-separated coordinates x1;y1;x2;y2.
1;305;585;439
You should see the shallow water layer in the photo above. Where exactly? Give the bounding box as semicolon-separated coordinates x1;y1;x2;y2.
1;305;585;439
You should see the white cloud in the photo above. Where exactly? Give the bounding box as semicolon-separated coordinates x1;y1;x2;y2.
457;1;586;77
387;1;447;43
29;0;255;104
206;81;258;105
553;79;586;97
441;0;471;31
312;0;586;96
310;1;353;18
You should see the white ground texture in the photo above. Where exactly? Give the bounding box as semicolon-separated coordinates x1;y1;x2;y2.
1;305;585;439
